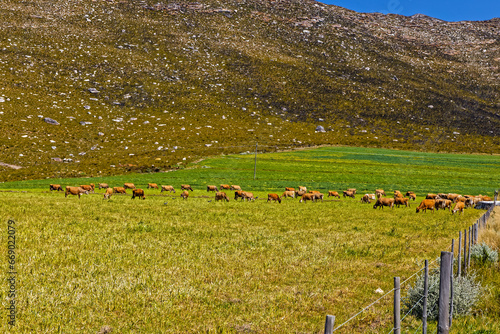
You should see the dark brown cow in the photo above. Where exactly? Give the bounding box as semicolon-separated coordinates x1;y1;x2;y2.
416;199;436;213
65;186;89;199
161;185;176;193
131;189;145;200
343;190;355;199
148;183;159;189
267;193;281;203
207;185;218;192
80;184;94;193
394;197;410;208
181;184;194;191
215;192;230;202
426;194;438;200
220;184;231;190
230;185;242;191
405;191;415;197
49;184;63;191
234;190;245;200
373;197;394;209
98;183;109;189
103;187;113;200
181;190;189;200
409;193;416;201
361;194;372;204
328;191;340;198
113;187;127;194
295;190;306;197
124;183;136;189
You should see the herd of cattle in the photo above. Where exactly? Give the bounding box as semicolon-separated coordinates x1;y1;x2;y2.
49;183;492;214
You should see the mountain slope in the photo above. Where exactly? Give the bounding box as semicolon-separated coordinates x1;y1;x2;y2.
0;0;498;181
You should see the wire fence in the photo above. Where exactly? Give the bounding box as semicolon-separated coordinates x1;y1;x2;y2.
325;198;497;334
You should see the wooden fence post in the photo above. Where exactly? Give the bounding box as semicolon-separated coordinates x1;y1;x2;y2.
463;229;467;276
324;315;335;334
437;252;452;334
394;277;400;334
457;231;461;277
449;240;454;327
467;226;471;268
423;260;429;334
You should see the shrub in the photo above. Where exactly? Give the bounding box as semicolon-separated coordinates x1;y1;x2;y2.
470;243;499;265
403;269;482;320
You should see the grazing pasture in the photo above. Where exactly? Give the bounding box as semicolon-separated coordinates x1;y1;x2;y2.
0;147;498;333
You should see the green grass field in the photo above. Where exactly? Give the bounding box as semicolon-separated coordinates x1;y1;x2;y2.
0;147;498;333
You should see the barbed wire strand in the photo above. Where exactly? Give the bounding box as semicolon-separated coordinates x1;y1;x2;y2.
332;288;396;332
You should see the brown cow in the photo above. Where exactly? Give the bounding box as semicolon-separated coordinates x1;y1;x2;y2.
267;193;281;203
394;197;410;208
241;191;255;202
234;190;245;200
481;196;492;201
65;186;89;199
373;197;394;209
220;184;231;190
299;193;316;203
347;188;357;195
409;193;416;201
361;194;372;204
148;183;158;189
448;194;461;202
452;201;465;214
124;183;136;189
131;189;145;200
328;191;340;199
416;199;436;213
295;190;306;197
426;194;438;200
215;192;230;202
435;199;452;211
281;191;295;199
181;184;193;191
98;183;109;189
343;190;355;199
80;184;94;193
103;187;113;200
49;184;63;191
181;190;189;200
375;189;386;197
308;190;321;194
285;187;295;192
298;186;307;192
405;191;415;197
230;185;242;191
113;187;127;194
313;193;324;202
207;185;218;192
161;185;176;193
394;190;403;197
437;193;448;199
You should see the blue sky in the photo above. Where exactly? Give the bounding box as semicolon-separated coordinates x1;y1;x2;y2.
319;0;499;22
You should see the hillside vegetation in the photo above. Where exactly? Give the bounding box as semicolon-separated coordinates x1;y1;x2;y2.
0;0;499;181
1;147;499;333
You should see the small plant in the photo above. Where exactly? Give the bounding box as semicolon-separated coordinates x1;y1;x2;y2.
471;243;498;265
403;269;482;320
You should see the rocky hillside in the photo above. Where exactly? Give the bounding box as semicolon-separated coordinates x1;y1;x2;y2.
0;0;498;181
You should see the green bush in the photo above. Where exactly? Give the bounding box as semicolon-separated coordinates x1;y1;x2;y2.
403;269;482;320
471;243;499;265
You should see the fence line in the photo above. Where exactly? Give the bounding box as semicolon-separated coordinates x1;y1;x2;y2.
325;199;497;334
